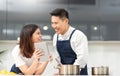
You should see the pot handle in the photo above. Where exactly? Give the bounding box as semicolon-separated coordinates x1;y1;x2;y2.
54;65;61;69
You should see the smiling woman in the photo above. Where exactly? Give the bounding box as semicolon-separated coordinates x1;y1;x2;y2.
10;24;52;75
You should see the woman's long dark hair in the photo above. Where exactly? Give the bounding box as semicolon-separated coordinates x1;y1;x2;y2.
19;24;39;58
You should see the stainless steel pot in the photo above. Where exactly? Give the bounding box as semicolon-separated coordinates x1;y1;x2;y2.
92;66;109;75
56;65;81;75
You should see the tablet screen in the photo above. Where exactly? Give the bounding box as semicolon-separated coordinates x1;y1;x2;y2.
34;41;49;62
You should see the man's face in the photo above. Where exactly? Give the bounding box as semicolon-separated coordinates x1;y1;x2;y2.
51;16;68;34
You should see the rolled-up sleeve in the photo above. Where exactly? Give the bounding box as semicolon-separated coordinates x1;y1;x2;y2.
71;30;88;68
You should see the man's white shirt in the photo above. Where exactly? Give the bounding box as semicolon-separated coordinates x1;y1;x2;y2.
53;26;88;68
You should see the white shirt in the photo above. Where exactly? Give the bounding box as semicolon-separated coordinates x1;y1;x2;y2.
53;26;88;68
12;45;35;67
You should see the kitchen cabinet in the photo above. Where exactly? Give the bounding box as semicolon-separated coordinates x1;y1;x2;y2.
5;23;23;40
14;24;23;40
73;23;120;41
0;0;7;40
87;24;101;40
0;0;120;41
100;24;120;41
0;0;59;40
6;24;14;40
72;23;101;41
0;24;6;40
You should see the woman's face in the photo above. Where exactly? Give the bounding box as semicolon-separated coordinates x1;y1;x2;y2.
32;28;42;43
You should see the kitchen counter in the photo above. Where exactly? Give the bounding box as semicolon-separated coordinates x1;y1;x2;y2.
0;75;112;76
53;75;112;76
15;75;112;76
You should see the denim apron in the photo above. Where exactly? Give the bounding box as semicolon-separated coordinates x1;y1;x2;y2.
10;64;23;74
57;29;88;75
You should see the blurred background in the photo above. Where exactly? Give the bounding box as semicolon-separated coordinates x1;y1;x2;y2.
0;0;120;75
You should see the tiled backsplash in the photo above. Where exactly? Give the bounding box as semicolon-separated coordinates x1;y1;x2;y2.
0;41;120;75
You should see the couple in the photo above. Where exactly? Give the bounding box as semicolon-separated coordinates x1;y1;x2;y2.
10;8;88;75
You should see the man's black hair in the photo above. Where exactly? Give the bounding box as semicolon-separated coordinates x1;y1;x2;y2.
50;8;69;19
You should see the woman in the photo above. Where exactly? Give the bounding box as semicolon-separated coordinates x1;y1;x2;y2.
10;24;51;75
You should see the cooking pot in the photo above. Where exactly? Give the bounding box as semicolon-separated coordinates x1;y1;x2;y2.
55;65;81;75
92;66;109;75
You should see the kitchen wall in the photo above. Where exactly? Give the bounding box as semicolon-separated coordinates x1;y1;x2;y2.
0;41;120;75
1;0;120;41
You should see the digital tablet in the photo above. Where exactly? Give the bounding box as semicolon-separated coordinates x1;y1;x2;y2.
34;41;49;62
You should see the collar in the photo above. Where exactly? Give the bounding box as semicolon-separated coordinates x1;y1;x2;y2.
59;26;74;40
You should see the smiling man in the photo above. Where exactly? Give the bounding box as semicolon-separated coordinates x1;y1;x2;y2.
50;8;89;75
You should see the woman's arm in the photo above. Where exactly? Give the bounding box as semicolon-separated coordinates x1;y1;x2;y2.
19;50;45;75
19;59;39;75
34;61;48;75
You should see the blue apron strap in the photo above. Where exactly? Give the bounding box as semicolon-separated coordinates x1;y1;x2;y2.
10;64;23;74
69;29;76;40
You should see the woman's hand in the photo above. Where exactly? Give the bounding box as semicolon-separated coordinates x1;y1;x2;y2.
33;49;44;61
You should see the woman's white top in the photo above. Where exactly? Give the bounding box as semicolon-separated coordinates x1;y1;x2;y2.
12;45;34;67
53;26;88;68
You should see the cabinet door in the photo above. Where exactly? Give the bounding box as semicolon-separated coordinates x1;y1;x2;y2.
0;24;7;40
6;24;14;40
6;23;23;40
101;24;120;40
14;24;23;40
88;24;101;40
0;0;6;40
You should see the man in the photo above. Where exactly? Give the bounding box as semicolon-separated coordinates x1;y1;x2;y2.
50;8;88;75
